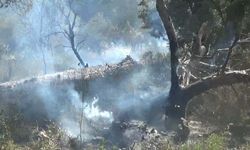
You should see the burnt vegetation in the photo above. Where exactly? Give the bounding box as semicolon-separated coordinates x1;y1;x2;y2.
0;0;250;149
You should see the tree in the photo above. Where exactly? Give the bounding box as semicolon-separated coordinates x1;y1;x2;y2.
49;0;86;67
155;0;250;122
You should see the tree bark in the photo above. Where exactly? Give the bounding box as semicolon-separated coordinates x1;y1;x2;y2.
156;0;180;97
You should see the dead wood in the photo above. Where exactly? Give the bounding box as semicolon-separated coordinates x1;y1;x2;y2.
0;56;139;90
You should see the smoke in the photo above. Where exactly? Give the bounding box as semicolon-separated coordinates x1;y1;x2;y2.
0;0;171;145
33;82;114;139
59;96;114;140
83;97;113;123
0;0;167;82
21;56;169;141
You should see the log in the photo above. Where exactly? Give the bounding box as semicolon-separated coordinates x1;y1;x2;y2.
0;56;140;90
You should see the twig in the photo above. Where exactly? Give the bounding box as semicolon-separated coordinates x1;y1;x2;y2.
220;36;239;73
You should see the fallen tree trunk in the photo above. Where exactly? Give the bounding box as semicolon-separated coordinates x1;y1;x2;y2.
0;56;139;91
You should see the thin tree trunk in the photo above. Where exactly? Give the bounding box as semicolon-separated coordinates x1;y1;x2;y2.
67;13;85;67
72;47;85;67
39;0;47;74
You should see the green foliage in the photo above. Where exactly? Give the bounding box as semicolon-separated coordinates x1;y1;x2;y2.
206;134;225;150
98;139;107;150
132;133;226;150
179;134;225;150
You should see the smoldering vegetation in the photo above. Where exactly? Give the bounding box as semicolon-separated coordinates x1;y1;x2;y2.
0;0;172;149
0;54;171;148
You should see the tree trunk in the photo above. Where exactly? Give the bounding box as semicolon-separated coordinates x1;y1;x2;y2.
156;0;180;99
69;28;85;67
72;47;85;67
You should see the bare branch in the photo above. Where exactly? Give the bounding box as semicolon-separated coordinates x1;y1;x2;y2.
192;48;229;60
55;0;85;67
71;12;77;30
238;38;250;44
63;29;70;37
44;31;71;41
76;39;85;49
63;45;72;48
77;45;85;51
220;37;239;73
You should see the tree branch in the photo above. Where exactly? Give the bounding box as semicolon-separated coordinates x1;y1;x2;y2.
182;69;250;101
76;39;85;50
71;12;77;30
220;36;239;73
238;38;250;44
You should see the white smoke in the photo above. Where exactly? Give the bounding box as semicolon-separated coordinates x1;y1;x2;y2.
83;97;113;123
0;0;168;82
36;83;114;139
0;0;171;145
